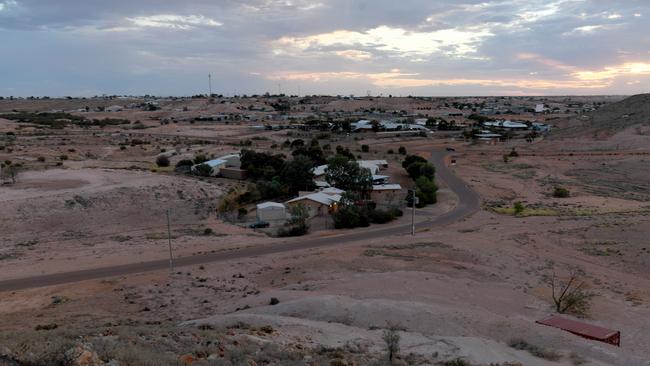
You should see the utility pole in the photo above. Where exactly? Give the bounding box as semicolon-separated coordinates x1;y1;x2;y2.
208;74;212;97
410;189;417;236
166;209;174;271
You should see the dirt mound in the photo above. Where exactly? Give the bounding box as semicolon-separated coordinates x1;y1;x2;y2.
553;94;650;139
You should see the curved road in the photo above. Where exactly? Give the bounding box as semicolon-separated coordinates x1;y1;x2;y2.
0;149;480;292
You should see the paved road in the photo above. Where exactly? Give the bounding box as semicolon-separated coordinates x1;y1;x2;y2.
0;149;480;292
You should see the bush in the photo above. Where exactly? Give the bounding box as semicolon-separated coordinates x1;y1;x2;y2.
175;159;193;168
59;155;68;161
193;163;213;177
333;205;370;229
238;208;248;218
398;146;407;155
513;202;525;215
155;155;170;167
361;144;370;152
553;187;570;198
508;339;561;361
369;209;397;224
277;223;309;237
37;156;46;162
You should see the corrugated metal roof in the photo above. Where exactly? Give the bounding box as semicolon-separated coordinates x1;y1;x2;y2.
536;315;619;343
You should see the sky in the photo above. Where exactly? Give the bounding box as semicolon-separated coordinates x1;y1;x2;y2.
1;0;650;97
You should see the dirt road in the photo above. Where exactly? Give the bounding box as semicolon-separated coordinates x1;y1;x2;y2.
0;149;480;292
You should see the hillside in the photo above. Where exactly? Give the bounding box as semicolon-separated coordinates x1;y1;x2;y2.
552;93;650;138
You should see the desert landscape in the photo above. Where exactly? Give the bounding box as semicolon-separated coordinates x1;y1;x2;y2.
0;92;649;366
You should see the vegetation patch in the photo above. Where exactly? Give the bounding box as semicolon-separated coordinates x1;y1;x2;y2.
508;339;561;361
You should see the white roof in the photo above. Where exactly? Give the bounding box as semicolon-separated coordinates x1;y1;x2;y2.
312;164;328;176
320;187;345;195
372;184;402;191
287;192;341;206
360;159;388;166
197;159;227;168
315;180;330;188
358;161;379;174
217;153;240;160
257;202;286;210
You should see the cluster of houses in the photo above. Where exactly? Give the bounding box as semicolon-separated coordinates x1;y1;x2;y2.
350;120;431;133
256;159;403;226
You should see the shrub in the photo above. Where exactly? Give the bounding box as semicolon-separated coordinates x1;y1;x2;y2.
513;202;524;215
361;144;370;152
277;223;308;237
59;155;68;161
382;326;400;362
508;339;561;361
553;187;570;198
175;159;193;168
37;156;45;162
387;149;394;154
193;163;213;177
369;209;396;224
509;147;519;157
398;146;407;155
155;155;170;167
238;207;248;218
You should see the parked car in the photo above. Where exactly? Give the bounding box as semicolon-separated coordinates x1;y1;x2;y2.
446;147;456;152
249;221;270;229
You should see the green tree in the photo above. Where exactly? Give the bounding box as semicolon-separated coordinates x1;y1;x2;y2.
193;163;214;177
325;155;372;194
279;155;316;195
406;161;435;181
401;154;427;169
415;176;438;206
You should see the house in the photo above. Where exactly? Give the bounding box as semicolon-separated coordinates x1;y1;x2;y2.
320;187;345;196
372;175;390;185
286;192;341;218
313;164;328;179
361;160;388;168
191;159;227;176
371;184;403;205
217;154;241;168
105;105;124;112
256;202;287;223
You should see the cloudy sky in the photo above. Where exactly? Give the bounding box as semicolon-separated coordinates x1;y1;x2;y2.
1;0;650;96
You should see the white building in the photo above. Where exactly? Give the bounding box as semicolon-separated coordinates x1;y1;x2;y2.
286;192;342;218
105;105;124;112
191;159;227;176
216;154;241;168
256;202;287;223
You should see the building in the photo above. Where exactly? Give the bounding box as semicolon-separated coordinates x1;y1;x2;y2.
286;192;341;218
217;154;241;168
256;202;287;223
191;159;227;176
105;105;124;112
371;184;403;205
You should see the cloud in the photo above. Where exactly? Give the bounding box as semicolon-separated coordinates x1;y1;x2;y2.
274;25;494;59
1;0;650;96
124;14;222;30
573;62;650;81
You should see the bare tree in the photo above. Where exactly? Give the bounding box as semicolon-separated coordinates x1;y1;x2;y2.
0;161;19;185
550;270;593;316
382;324;401;363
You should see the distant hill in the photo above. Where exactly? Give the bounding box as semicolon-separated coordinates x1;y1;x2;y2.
553;93;650;138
